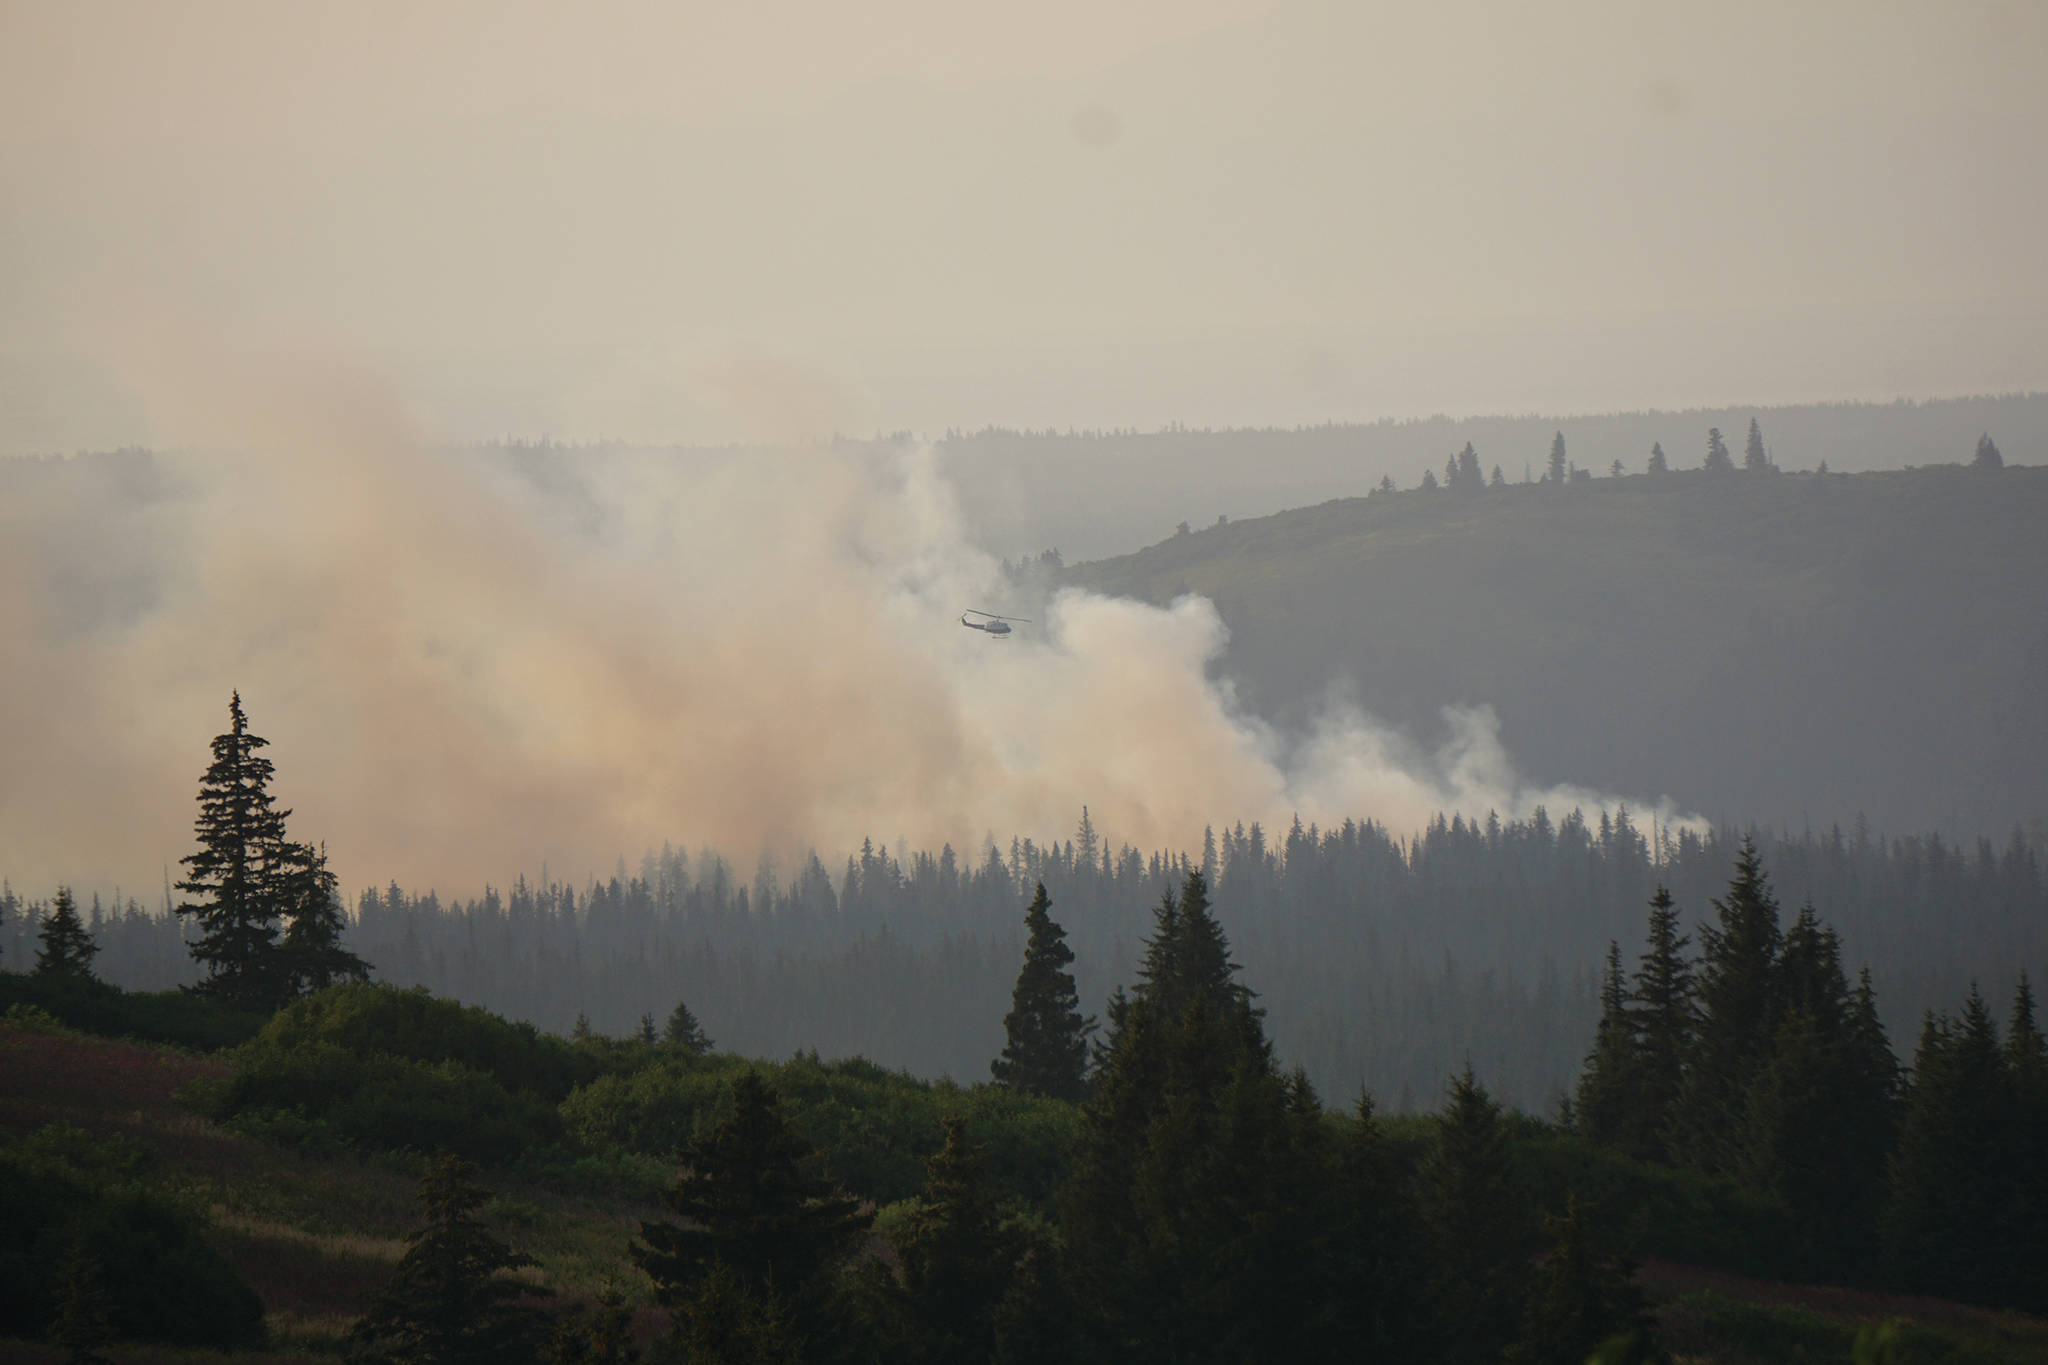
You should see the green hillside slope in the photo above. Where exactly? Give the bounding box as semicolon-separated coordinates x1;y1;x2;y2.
1069;464;2048;835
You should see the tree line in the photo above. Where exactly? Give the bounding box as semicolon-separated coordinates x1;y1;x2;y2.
8;799;2042;1112
1572;842;2047;1306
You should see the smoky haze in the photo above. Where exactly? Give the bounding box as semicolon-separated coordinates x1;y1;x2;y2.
0;345;1696;896
3;0;2046;449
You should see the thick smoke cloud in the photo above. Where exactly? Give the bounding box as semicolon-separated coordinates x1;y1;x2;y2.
0;352;1695;899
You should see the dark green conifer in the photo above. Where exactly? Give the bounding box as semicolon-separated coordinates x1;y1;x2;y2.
51;1244;116;1365
546;1281;638;1365
348;1155;553;1365
1626;887;1695;1162
1574;942;1642;1151
894;1115;1013;1364
1507;1197;1664;1365
1546;431;1568;484
1060;873;1318;1363
1743;417;1769;472
663;999;713;1054
277;841;370;995
1973;432;2004;469
1885;990;2020;1303
632;1072;870;1350
35;887;100;981
1668;840;1782;1171
1423;1066;1530;1365
1703;427;1734;473
1646;442;1668;474
991;883;1093;1101
1332;1094;1428;1359
175;692;292;1009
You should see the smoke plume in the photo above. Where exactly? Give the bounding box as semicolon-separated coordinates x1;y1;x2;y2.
0;350;1696;899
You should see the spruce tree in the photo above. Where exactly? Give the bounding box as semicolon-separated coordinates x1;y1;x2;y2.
1546;431;1568;484
1646;442;1668;474
894;1115;1014;1364
663;999;714;1055
991;883;1093;1101
1507;1197;1664;1365
1060;872;1317;1363
1574;942;1642;1151
632;1072;870;1349
1973;432;2004;469
1885;990;2021;1304
1743;417;1769;472
51;1244;116;1365
637;1013;658;1045
1627;887;1696;1162
34;887;100;981
347;1155;553;1365
1423;1067;1530;1365
1668;840;1782;1171
277;840;369;995
1703;427;1734;474
175;692;292;1009
1332;1094;1428;1360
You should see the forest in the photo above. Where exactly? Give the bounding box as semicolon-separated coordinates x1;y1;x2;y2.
3;695;2046;1362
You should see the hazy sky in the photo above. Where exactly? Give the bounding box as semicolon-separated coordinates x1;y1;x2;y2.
3;0;2045;450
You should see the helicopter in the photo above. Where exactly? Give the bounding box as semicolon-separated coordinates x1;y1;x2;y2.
960;609;1031;638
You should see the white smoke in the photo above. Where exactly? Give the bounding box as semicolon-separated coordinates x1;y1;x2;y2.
0;352;1697;898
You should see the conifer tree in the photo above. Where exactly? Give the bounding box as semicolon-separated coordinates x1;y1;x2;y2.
632;1072;870;1350
1423;1067;1530;1365
1060;872;1318;1363
893;1115;1014;1364
348;1155;553;1365
663;999;714;1054
1332;1094;1428;1359
175;693;292;1009
1574;942;1642;1151
1668;840;1781;1171
277;840;370;995
1507;1197;1664;1365
1646;442;1668;474
1626;887;1696;1162
35;887;100;981
1743;417;1770;472
1885;990;2021;1303
51;1244;116;1365
1546;431;1568;484
991;883;1093;1101
1703;427;1734;473
637;1013;658;1045
1973;432;2004;469
546;1281;638;1365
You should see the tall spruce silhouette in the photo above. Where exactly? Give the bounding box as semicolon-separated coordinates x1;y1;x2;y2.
1703;427;1734;474
34;886;100;981
348;1155;553;1365
175;694;363;1008
632;1071;870;1350
1743;417;1770;472
991;882;1093;1101
1668;840;1782;1171
174;693;294;1009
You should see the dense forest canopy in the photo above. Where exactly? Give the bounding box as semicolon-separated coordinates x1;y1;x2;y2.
9;807;2040;1112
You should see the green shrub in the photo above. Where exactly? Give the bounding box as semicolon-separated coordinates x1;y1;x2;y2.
0;1128;264;1350
561;1050;1081;1206
250;982;600;1101
0;972;263;1050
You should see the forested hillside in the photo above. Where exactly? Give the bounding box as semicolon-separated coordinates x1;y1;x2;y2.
942;392;2048;560
1068;460;2048;840
11;813;2040;1111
